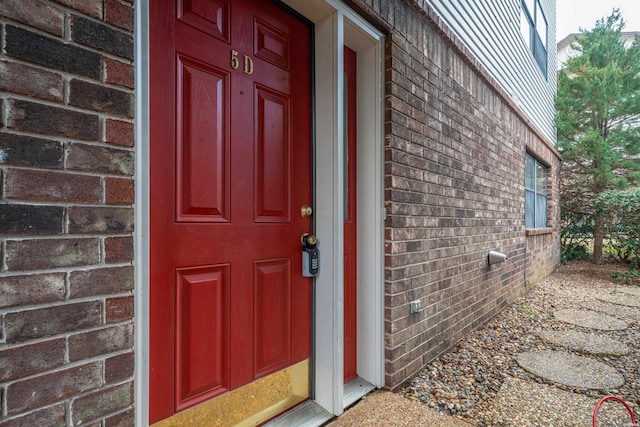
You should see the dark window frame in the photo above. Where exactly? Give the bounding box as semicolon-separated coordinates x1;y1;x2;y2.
521;0;548;77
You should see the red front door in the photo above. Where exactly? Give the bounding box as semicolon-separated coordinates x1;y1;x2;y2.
149;0;312;422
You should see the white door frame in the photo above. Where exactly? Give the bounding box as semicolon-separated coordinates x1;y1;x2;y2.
134;1;385;424
134;0;150;425
282;0;386;415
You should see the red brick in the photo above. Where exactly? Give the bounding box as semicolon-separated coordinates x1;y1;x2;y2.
105;0;134;31
105;352;134;384
0;404;66;427
105;177;134;205
0;204;64;235
0;60;63;102
0;273;65;309
106;296;134;322
7;99;99;141
71;382;133;425
5;169;100;203
5;238;100;271
0;0;64;36
0;132;64;169
51;0;102;18
69;79;133;117
71;15;133;60
69;266;134;298
5;25;101;80
68;206;134;234
4;301;102;342
0;339;65;382
105;409;135;427
6;362;101;414
104;57;134;89
105;119;134;147
105;236;133;263
66;142;134;175
69;324;133;361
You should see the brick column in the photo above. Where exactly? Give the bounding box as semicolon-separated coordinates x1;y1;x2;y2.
0;0;136;425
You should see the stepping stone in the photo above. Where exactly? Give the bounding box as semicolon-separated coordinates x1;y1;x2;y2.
491;377;631;427
490;377;596;426
553;308;628;330
516;351;625;389
617;287;640;297
581;300;640;322
596;293;640;308
539;330;630;356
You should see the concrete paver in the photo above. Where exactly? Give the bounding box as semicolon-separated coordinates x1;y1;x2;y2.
516;350;625;389
580;299;640;321
596;293;640;308
538;330;630;356
553;308;628;330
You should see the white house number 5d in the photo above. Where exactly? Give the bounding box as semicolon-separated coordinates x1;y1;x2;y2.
230;50;253;75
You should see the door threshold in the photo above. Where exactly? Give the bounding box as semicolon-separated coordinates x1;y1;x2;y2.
263;400;333;427
343;377;375;409
263;378;376;426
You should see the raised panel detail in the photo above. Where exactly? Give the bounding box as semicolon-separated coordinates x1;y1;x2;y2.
175;264;229;408
254;17;290;70
254;259;291;377
343;250;357;382
177;0;229;42
254;87;290;222
176;54;230;223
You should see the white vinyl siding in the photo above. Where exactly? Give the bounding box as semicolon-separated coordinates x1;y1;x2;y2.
426;0;557;144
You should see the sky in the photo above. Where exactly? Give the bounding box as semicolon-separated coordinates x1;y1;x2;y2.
556;0;640;42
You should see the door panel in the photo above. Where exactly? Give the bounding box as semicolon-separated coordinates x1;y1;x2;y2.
176;55;230;222
175;265;229;407
254;87;290;222
150;0;312;422
254;258;291;376
177;0;230;42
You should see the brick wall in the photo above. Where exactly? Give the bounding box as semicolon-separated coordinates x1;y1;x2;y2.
350;0;561;388
0;0;135;425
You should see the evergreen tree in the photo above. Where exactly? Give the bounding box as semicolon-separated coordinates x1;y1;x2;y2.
556;10;640;264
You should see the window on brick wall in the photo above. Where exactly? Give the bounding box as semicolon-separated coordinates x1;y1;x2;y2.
525;153;548;228
520;0;547;77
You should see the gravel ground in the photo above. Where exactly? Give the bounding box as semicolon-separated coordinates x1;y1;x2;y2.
400;260;640;426
327;391;475;426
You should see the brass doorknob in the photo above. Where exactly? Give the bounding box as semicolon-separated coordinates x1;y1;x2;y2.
301;205;313;217
301;233;317;246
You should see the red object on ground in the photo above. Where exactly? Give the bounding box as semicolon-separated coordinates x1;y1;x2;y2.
592;395;636;427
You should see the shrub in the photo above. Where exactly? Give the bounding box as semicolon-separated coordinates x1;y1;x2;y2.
593;189;640;266
561;242;590;264
560;208;593;264
611;269;640;285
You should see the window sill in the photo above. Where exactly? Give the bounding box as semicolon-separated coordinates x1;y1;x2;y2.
525;227;553;236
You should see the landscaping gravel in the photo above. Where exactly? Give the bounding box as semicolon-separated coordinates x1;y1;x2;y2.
400;261;640;426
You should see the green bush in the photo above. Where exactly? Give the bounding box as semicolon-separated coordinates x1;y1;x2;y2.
561;242;590;264
560;208;593;264
593;189;640;266
611;269;640;285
